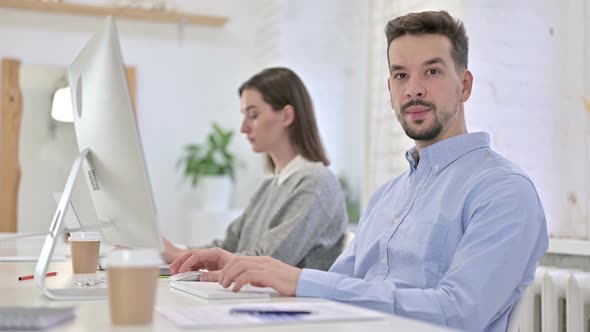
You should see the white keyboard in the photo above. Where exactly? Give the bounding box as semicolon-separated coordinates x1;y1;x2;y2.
169;281;278;300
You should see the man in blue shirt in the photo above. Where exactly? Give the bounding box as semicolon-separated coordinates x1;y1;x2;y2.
171;10;548;331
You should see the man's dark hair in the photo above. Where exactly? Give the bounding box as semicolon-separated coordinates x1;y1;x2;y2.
385;11;469;70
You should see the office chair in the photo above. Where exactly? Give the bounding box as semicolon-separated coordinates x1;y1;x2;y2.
507;290;526;332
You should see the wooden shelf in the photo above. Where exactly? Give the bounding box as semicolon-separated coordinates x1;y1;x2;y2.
0;0;229;27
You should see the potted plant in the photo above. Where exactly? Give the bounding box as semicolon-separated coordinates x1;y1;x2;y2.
177;122;236;211
338;176;361;225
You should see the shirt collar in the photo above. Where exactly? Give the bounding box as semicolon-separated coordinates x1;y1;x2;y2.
275;155;319;185
405;132;491;174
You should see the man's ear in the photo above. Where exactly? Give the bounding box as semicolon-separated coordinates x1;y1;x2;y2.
460;69;473;102
282;105;295;127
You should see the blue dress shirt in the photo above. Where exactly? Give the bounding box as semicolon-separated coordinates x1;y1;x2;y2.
296;132;548;331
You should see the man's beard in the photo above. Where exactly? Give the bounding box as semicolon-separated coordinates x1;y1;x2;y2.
397;99;449;141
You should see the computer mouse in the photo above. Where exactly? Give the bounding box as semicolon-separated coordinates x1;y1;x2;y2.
169;271;203;282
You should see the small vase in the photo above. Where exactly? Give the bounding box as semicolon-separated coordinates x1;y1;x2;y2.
190;175;232;212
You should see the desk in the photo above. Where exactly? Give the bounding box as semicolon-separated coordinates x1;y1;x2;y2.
0;251;451;331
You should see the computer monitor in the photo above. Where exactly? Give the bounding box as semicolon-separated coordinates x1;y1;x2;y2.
68;18;161;249
34;17;163;300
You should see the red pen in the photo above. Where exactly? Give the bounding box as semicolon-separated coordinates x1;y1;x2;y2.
18;272;57;281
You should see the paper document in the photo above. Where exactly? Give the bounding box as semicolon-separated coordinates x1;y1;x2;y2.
157;301;387;328
0;255;66;262
0;234;68;262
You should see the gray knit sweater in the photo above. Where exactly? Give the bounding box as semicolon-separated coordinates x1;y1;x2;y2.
204;163;347;270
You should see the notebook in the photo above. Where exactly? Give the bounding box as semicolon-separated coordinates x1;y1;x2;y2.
169;280;278;300
0;306;75;330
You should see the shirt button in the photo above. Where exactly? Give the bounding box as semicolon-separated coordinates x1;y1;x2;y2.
393;217;401;224
434;164;440;171
381;257;386;264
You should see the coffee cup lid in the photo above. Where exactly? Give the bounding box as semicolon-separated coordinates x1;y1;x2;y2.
68;231;102;242
104;249;163;268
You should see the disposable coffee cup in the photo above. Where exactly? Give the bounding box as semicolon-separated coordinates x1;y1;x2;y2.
104;249;163;325
68;231;102;274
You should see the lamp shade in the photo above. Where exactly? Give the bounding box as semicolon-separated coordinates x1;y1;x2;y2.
51;86;74;123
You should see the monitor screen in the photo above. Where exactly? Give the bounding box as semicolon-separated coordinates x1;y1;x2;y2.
67;17;162;250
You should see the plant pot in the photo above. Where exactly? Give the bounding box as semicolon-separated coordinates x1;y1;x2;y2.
185;209;242;247
189;175;232;212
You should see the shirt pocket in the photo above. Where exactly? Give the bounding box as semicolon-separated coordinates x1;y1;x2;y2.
391;222;449;287
402;222;449;262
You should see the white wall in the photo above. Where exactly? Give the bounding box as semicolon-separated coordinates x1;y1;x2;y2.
1;0;367;241
464;0;589;239
276;0;367;196
17;66;80;233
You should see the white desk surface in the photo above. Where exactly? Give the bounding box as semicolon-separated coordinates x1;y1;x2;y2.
0;242;451;331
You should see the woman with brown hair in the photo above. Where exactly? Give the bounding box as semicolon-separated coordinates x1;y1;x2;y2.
164;67;347;271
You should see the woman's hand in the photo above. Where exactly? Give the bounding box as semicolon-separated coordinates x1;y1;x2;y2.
161;237;189;264
169;247;237;275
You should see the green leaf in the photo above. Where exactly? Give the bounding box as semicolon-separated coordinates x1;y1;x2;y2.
178;122;238;187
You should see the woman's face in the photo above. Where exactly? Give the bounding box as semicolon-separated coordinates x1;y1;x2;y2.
239;89;289;153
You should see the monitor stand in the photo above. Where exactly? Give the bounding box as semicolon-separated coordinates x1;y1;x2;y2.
34;148;109;300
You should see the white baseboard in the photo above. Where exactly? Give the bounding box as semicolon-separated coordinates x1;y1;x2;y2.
548;239;590;256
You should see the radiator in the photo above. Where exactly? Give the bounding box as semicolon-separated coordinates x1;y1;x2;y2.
516;267;590;332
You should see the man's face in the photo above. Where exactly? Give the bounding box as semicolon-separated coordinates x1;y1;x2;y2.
387;34;472;143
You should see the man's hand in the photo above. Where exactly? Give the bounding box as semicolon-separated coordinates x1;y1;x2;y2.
161;237;189;264
169;247;236;275
218;256;302;296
